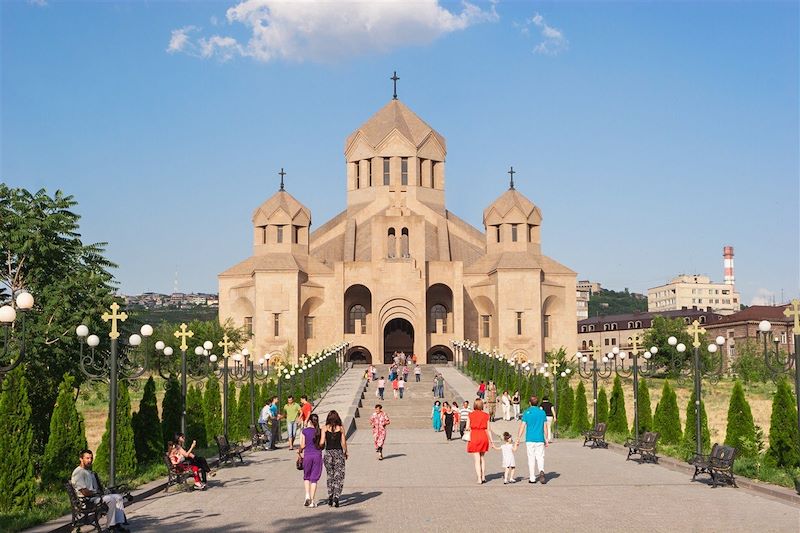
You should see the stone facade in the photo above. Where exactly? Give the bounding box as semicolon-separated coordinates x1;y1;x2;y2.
648;274;741;315
219;99;577;365
703;304;796;363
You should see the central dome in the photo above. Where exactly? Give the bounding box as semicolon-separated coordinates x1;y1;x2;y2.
345;99;446;152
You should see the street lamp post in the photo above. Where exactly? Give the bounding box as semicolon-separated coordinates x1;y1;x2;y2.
0;291;35;383
575;345;613;424
758;299;800;437
606;335;657;443
76;303;153;486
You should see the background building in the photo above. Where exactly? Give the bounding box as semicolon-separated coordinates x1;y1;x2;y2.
576;280;601;320
704;304;795;362
218;97;577;365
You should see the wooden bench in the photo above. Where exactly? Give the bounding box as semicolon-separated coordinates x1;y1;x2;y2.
163;453;195;492
250;424;269;451
690;443;738;488
64;481;108;533
215;434;245;465
624;431;660;463
582;423;608;448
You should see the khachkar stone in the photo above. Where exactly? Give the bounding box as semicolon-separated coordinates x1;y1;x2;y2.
219;86;577;366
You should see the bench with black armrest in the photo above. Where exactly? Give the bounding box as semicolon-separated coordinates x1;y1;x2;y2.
582;422;608;448
624;431;660;463
250;424;269;451
163;453;196;492
215;434;245;465
690;443;738;488
64;480;108;533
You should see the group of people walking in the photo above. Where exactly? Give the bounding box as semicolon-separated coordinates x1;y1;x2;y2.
370;361;423;400
297;410;349;508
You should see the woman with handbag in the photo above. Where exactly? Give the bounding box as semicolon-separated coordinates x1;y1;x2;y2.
466;398;494;484
298;414;323;507
320;410;348;507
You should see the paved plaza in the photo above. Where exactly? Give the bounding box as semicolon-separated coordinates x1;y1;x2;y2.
117;367;800;533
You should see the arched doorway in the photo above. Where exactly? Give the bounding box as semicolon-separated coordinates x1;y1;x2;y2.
383;318;413;363
427;345;453;364
346;346;372;365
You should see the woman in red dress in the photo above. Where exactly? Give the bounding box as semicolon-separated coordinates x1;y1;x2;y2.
466;398;494;484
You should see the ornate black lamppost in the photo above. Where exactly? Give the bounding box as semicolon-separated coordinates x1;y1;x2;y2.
606;335;657;443
76;303;153;486
538;357;570;438
758;299;800;437
575;345;613;424
0;291;35;383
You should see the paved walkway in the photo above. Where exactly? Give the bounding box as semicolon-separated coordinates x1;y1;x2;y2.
112;366;799;532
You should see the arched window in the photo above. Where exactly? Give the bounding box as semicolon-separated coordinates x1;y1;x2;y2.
349;305;367;334
634;320;642;328
400;228;409;258
580;326;586;333
387;228;396;258
588;340;594;347
430;304;447;333
611;323;618;331
589;325;595;332
627;321;634;329
603;324;609;331
699;316;706;324
581;340;587;350
684;317;690;325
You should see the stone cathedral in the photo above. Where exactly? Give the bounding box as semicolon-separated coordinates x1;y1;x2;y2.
218;97;577;364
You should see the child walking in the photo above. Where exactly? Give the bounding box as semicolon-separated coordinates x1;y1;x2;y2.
493;432;517;484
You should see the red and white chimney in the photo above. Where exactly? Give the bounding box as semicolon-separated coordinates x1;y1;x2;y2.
723;245;735;285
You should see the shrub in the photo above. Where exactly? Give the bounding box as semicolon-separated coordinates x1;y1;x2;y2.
132;376;162;465
682;388;710;458
634;378;653;434
595;386;609;425
160;376;181;447
557;382;574;431
766;377;800;468
204;375;223;441
42;373;88;487
607;376;628;434
237;383;254;437
0;367;36;512
653;380;682;445
226;383;239;439
186;385;207;448
724;381;757;457
572;381;590;433
95;381;137;482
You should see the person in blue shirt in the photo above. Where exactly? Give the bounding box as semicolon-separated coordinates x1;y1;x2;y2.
268;396;283;450
516;395;549;484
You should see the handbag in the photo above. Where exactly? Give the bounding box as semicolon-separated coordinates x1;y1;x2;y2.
296;454;304;470
462;430;471;442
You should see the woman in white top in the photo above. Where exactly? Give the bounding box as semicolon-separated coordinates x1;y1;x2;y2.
500;391;512;421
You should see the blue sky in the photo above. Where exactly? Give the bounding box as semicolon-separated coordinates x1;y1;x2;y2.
3;1;798;305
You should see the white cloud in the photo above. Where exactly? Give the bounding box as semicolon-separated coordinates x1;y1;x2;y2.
750;288;778;306
168;0;498;63
519;11;568;56
27;0;48;6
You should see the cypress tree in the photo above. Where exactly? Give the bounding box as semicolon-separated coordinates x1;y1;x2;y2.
237;383;253;438
204;375;223;442
766;377;800;468
653;380;682;444
42;373;88;487
95;381;138;482
724;380;757;457
557;382;574;430
132;376;162;465
226;383;239;440
0;367;36;512
682;388;710;457
635;378;653;434
595;386;609;425
572;381;590;433
161;376;182;446
186;385;207;449
607;376;628;434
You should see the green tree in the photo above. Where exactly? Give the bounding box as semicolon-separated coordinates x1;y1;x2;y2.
595;386;609;425
557;381;574;431
572;380;590;433
95;381;137;482
607;376;628;434
185;385;207;449
766;378;800;468
634;378;653;434
1;186;116;454
682;389;710;457
653;380;682;444
642;316;699;370
730;340;770;384
724;381;757;457
41;373;88;487
204;375;223;442
226;383;239;440
588;288;647;317
132;376;162;465
161;376;182;446
0;367;36;512
237;383;254;438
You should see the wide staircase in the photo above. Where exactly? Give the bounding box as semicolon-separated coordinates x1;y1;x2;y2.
366;364;464;429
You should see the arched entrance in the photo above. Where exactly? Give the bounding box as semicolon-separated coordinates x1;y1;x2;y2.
383;318;413;363
346;346;372;365
427;345;453;364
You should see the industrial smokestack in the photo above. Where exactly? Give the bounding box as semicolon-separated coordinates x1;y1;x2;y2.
723;245;735;285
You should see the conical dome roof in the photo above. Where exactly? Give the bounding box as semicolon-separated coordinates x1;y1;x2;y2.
345;99;446;151
252;190;311;225
483;189;542;225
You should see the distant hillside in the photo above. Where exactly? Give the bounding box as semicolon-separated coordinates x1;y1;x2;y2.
588;288;647;317
129;306;218;326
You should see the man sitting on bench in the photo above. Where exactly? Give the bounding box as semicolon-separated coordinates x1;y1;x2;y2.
71;449;129;533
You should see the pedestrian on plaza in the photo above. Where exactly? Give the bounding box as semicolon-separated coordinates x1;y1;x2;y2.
369;404;390;460
540;396;556;444
402;365;409;383
500;391;512;421
412;354;418;364
432;400;442;432
512;390;521;420
377;376;386;401
486;381;497;421
492;432;517;484
466;398;494;484
398;377;405;399
436;373;445;398
414;364;422;382
516;396;548;484
299;413;323;507
320;410;348;507
452;400;460;434
268;396;282;450
392;376;399;399
477;380;486;399
442;402;454;440
458;401;472;438
284;396;302;451
300;395;313;424
369;364;377;381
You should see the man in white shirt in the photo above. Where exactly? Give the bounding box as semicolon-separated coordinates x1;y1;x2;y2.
71;449;128;532
458;401;472;438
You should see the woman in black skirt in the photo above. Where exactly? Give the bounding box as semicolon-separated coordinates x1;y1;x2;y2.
442;402;455;440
